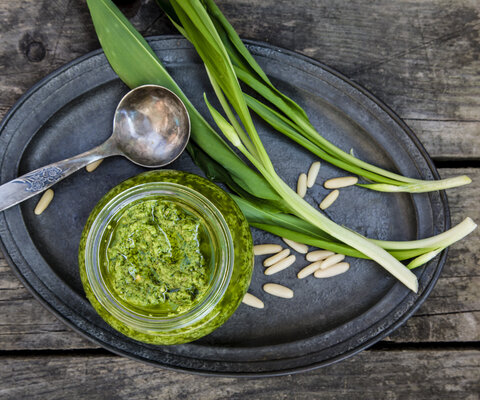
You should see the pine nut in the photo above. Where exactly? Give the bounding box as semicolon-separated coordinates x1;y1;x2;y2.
324;176;358;189
297;261;322;279
265;255;296;275
263;283;294;299
282;238;308;254
86;159;103;172
306;250;335;262
319;190;339;210
254;244;283;256
263;249;290;267
320;254;345;270
314;262;350;278
242;293;264;309
307;161;321;188
297;173;307;197
34;189;54;215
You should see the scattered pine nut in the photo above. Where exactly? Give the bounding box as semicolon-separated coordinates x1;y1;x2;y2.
242;293;264;309
265;255;296;275
263;248;290;267
320;254;345;270
263;283;294;299
254;244;283;256
34;189;54;215
306;250;335;262
297;261;323;279
86;159;103;172
314;262;350;278
324;176;358;189
282;238;308;254
297;173;307;198
307;161;321;188
319;189;339;210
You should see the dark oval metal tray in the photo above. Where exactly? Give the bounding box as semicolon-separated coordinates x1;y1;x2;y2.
0;36;449;377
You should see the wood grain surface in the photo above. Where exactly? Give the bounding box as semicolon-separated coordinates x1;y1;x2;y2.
0;0;479;398
1;350;479;400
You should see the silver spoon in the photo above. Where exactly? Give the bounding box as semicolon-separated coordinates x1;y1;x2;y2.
0;84;190;212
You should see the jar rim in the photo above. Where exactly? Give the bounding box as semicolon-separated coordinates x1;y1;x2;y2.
83;181;234;333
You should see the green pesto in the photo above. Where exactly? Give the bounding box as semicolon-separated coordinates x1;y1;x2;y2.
104;199;208;314
79;170;253;345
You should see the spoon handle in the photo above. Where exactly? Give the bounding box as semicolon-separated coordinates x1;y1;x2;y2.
0;139;117;212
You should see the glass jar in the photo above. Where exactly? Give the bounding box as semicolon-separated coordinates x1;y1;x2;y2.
78;170;253;345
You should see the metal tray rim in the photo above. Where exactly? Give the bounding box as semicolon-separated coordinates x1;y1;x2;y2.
0;35;450;377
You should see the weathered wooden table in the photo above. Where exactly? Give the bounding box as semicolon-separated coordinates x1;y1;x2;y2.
1;1;479;398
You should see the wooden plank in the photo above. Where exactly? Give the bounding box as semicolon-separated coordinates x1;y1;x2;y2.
0;2;70;74
0;261;96;350
387;312;480;343
2;268;476;350
386;168;480;342
405;120;480;161
0;169;477;349
0;1;74;109
0;350;478;399
1;1;480;159
0;1;170;113
439;168;480;279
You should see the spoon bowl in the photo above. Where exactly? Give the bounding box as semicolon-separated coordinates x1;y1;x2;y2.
113;85;190;167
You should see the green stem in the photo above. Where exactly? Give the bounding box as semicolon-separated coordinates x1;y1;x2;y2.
232;138;418;292
251;222;438;263
232;42;472;192
235;67;416;185
371;217;477;250
359;176;472;193
204;66;259;160
265;172;418;291
233;193;475;254
246;94;403;185
407;248;445;269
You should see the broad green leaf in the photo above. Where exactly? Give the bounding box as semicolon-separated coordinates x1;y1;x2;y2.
188;142;290;212
169;0;271;167
202;0;271;85
232;193;434;261
155;0;179;25
232;195;335;241
86;0;281;202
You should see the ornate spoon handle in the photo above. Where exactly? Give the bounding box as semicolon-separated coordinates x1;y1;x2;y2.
0;140;117;212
